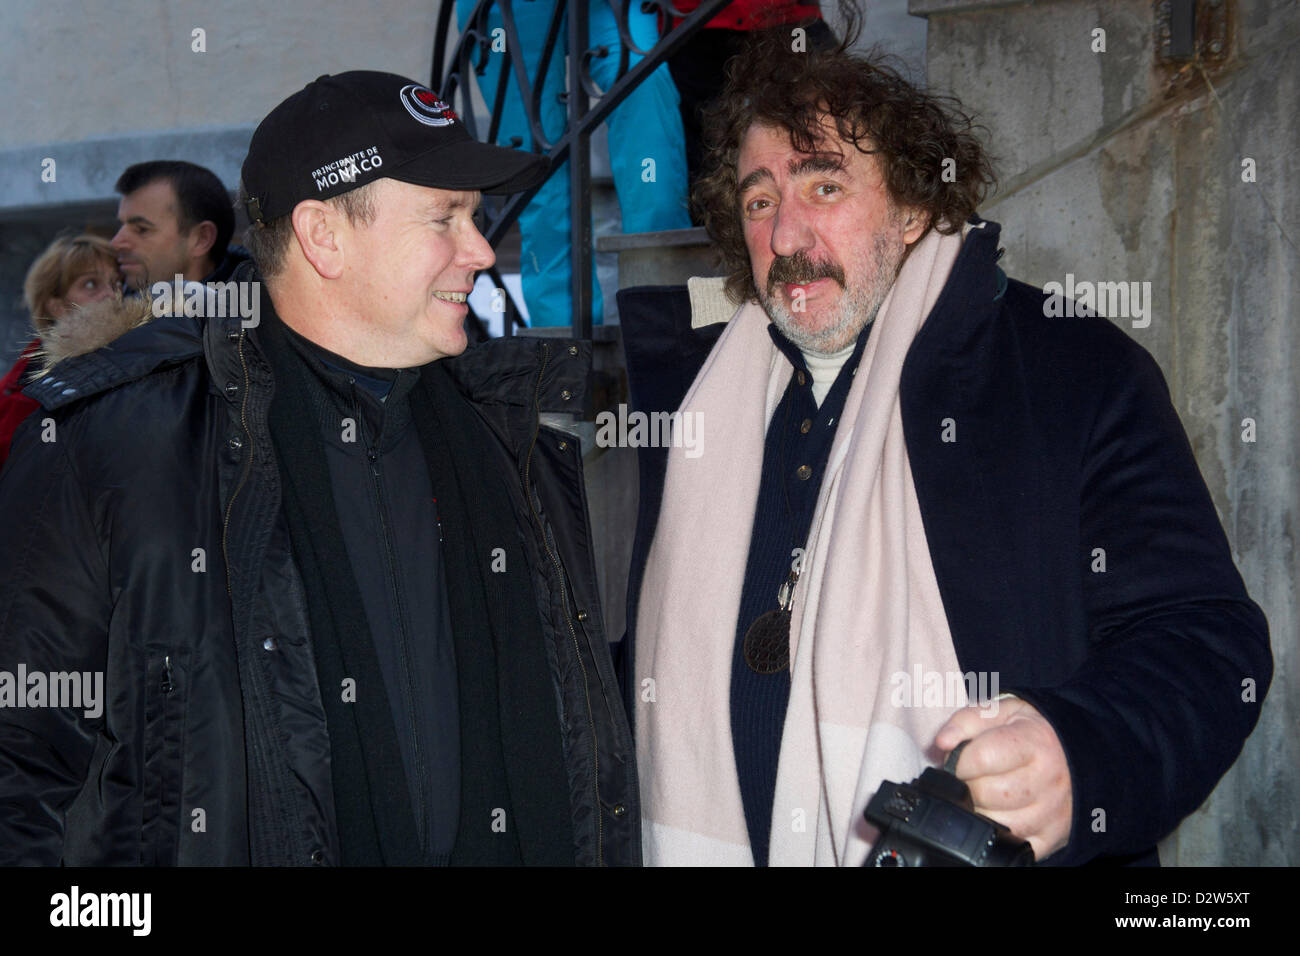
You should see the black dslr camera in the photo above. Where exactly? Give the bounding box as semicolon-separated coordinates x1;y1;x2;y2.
863;741;1035;867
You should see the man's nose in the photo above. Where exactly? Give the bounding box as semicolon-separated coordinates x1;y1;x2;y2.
460;222;496;273
110;226;130;251
769;199;814;259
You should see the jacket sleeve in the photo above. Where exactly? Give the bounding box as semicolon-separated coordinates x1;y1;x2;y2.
0;411;111;864
1011;342;1272;866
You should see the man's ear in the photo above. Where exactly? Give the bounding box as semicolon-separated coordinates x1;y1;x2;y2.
901;207;930;245
291;200;346;280
187;220;218;262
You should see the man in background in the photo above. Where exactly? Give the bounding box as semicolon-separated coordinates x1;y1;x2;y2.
111;159;246;290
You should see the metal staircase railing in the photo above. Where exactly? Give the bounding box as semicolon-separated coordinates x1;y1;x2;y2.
431;0;731;340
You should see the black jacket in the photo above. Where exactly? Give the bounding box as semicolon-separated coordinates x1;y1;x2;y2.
0;294;638;866
617;219;1272;865
204;245;251;284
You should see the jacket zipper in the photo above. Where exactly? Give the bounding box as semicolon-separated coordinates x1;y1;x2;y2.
144;653;180;864
355;381;429;851
221;331;254;598
521;342;603;864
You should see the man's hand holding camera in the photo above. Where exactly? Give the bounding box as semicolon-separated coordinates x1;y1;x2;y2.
935;698;1073;861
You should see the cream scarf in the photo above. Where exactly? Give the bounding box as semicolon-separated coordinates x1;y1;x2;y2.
636;227;975;866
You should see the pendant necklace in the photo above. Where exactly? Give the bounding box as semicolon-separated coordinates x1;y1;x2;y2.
742;384;807;675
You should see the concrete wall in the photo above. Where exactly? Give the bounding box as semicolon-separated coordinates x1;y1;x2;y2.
918;0;1297;864
3;0;440;148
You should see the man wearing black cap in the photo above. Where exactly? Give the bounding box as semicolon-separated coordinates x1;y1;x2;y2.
0;72;637;866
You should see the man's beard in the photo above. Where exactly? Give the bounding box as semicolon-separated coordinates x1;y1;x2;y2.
757;227;906;357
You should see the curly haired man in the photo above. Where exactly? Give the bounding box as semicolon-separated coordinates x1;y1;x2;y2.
623;29;1270;867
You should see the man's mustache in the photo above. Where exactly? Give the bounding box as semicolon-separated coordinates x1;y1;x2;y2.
766;251;845;295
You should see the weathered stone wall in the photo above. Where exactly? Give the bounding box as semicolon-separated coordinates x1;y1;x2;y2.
918;0;1297;864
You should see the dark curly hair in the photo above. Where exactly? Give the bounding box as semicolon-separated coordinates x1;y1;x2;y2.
694;27;996;304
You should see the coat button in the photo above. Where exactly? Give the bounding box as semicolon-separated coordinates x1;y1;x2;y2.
558;440;568;451
263;637;276;651
561;389;572;401
228;435;243;451
612;804;627;818
224;381;239;399
568;345;578;356
227;330;241;342
796;371;807;386
310;849;325;865
577;610;588;622
796;464;812;481
800;418;812;434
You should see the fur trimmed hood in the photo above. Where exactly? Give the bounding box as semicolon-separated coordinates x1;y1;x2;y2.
33;293;155;376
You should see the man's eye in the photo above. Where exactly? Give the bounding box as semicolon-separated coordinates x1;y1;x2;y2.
815;183;841;197
744;197;773;214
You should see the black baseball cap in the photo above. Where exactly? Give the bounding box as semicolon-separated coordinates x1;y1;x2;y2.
240;71;549;223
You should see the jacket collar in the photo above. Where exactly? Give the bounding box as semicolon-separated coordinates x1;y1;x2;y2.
24;313;205;411
263;308;421;453
204;246;252;284
443;334;591;413
906;218;1007;362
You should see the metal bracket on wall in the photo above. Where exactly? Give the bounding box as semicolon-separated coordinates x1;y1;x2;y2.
1156;0;1231;65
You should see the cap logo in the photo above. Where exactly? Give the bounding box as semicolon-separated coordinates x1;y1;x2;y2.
400;85;458;127
311;146;383;191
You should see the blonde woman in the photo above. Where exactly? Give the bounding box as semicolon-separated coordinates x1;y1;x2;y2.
0;233;142;467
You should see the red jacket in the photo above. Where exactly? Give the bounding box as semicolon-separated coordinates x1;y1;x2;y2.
0;340;40;470
671;1;821;31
